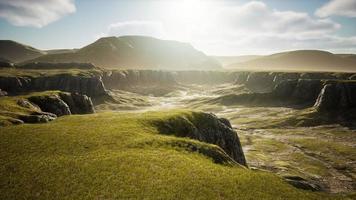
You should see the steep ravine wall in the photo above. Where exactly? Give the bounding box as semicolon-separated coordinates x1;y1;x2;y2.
0;74;107;97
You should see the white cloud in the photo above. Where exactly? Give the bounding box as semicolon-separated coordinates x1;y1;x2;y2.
101;21;167;39
316;0;356;18
99;1;356;55
215;1;339;37
0;0;76;28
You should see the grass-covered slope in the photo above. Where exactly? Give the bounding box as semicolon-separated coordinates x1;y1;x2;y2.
28;36;221;70
228;50;356;72
0;40;44;63
0;91;61;126
0;110;349;199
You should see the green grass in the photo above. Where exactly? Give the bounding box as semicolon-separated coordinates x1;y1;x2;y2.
0;91;65;126
0;110;348;199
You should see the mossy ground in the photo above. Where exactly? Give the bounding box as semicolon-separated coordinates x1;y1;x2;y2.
0;110;349;199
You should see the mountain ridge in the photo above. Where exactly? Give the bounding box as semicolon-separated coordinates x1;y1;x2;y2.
227;50;356;72
25;36;221;70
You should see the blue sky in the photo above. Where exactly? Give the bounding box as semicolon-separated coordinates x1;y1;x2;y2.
0;0;355;55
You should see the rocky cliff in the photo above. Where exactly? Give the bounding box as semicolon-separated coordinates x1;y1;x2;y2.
154;112;247;166
314;81;356;111
0;91;95;126
234;71;355;93
102;70;177;89
0;73;107;97
28;92;95;116
173;71;237;84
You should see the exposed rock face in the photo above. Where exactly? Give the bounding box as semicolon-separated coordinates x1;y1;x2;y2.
27;92;95;117
291;80;323;104
103;70;177;89
0;74;107;97
0;61;14;68
234;71;354;93
234;72;250;84
270;79;323;105
314;81;356;111
59;93;95;114
283;176;322;191
215;79;324;107
17;62;97;70
0;89;7;96
173;71;237;84
245;72;276;92
18;113;57;124
28;95;71;116
154;112;247;166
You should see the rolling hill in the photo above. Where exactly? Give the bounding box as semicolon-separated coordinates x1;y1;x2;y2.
27;36;221;70
213;55;262;67
0;40;44;63
227;50;356;72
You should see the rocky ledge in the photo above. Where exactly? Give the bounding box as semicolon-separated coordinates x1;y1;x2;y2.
153;112;247;166
0;73;107;97
2;92;95;125
28;92;95;117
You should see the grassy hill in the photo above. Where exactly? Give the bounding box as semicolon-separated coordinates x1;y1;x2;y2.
228;50;356;72
213;55;262;67
0;109;352;199
27;36;221;70
0;40;44;63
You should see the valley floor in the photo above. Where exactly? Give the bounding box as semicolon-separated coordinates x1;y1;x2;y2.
98;83;356;194
1;83;355;199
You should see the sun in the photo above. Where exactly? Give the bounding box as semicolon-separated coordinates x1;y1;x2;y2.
159;0;215;23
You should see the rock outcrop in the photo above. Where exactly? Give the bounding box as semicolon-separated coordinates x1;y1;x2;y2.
59;92;95;114
103;70;177;89
234;71;355;93
0;74;107;97
214;79;324;107
314;81;356;111
154;112;247;166
27;92;95;116
173;71;237;84
17;62;97;70
28;95;71;116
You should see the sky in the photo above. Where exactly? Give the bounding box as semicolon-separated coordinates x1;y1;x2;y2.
0;0;355;55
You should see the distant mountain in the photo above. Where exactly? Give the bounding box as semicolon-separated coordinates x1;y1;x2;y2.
228;50;356;72
213;55;262;67
45;49;78;54
0;40;44;63
28;36;221;70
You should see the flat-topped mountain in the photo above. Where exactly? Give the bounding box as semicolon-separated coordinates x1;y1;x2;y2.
228;50;356;72
27;36;221;70
0;40;44;63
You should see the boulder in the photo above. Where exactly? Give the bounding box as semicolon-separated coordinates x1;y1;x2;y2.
28;95;71;116
19;113;57;124
283;176;322;191
0;89;7;97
